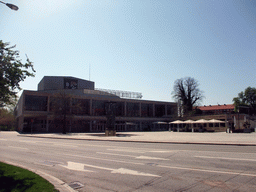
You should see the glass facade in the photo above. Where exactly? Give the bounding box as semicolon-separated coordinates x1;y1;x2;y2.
92;120;106;132
141;103;153;117
155;104;165;117
72;98;90;115
25;95;47;111
92;100;106;116
49;96;71;112
22;91;176;133
126;102;140;117
115;102;125;116
167;105;173;115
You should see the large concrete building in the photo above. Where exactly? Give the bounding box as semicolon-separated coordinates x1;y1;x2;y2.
15;76;177;133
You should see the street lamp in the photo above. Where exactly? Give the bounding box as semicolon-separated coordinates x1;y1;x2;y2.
0;1;19;11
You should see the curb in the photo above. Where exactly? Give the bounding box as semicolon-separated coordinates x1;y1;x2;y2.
18;134;256;146
2;160;76;192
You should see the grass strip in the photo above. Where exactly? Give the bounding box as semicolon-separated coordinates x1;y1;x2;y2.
0;162;58;192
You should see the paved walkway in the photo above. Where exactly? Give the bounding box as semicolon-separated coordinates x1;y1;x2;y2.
19;131;256;146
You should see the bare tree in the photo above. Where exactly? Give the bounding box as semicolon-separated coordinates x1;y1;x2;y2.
172;77;203;115
50;91;73;134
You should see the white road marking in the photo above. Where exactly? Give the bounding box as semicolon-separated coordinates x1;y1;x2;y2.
195;156;256;162
8;146;29;150
63;161;161;177
0;138;7;141
149;150;175;153
97;152;137;158
36;141;55;144
97;152;169;160
111;168;161;177
57;152;144;165
32;142;256;156
157;165;256;177
83;163;114;171
136;156;169;160
18;140;37;143
107;148;146;153
53;143;78;148
60;162;94;172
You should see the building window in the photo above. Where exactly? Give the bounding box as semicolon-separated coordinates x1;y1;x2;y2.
92;121;106;132
141;103;153;117
115;102;125;116
155;104;165;117
92;100;106;116
72;99;90;115
64;78;78;89
25;95;47;111
167;105;174;115
126;102;140;117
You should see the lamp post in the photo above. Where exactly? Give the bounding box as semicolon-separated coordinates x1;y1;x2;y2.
0;1;19;11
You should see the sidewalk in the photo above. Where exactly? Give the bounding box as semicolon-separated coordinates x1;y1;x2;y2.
19;131;256;146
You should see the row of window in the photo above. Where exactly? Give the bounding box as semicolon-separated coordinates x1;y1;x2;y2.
203;109;233;115
24;95;175;117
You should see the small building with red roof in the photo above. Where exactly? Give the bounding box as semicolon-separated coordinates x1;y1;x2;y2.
197;104;234;115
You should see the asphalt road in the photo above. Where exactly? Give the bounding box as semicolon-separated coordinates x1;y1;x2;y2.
1;132;256;192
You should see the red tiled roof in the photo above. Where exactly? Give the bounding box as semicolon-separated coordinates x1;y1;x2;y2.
197;104;234;111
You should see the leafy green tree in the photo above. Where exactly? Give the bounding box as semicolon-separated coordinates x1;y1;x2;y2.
233;87;256;114
0;40;35;107
172;77;204;115
0;108;15;131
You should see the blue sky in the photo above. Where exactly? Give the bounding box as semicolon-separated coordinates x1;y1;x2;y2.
1;0;255;105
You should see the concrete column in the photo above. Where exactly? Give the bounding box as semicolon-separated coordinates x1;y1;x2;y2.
89;99;92;115
139;102;142;117
47;95;50;112
46;118;49;132
90;121;93;132
124;102;127;116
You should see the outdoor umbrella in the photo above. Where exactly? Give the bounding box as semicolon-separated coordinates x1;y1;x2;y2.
208;119;226;129
208;119;226;123
184;120;195;131
194;119;209;130
169;120;184;131
195;119;209;123
169;120;184;124
184;120;195;123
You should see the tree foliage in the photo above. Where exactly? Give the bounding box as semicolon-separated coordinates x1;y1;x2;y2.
233;87;256;114
172;77;204;115
0;40;35;107
0;108;15;131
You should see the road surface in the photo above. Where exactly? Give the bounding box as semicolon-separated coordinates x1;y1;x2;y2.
1;132;256;191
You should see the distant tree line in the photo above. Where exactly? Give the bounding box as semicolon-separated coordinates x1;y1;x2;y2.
233;87;256;115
